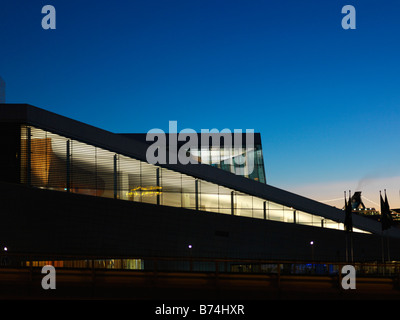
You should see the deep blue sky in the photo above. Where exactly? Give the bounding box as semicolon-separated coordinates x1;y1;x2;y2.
1;0;400;205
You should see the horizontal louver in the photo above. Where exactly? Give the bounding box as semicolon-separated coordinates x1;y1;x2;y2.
18;125;366;234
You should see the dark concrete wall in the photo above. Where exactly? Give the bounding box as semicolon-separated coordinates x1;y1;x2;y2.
1;182;399;262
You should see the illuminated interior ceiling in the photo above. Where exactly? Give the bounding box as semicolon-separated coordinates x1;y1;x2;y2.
189;147;255;164
118;133;267;183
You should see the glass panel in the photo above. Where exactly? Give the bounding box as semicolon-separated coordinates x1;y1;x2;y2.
236;192;252;217
253;148;266;183
209;148;220;165
71;140;97;196
199;180;219;212
220;148;233;173
140;162;159;205
245;149;255;179
118;155;130;200
20;126;29;184
268;201;284;222
324;219;342;230
161;168;181;207
252;197;264;219
199;148;210;164
30;127;50;189
96;147;116;199
297;211;313;226
312;215;324;228
29;128;69;191
181;174;196;209
47;131;68;191
283;208;295;223
119;155;141;201
218;185;232;215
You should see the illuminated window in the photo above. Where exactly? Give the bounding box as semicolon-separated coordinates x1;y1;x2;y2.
19;125;369;234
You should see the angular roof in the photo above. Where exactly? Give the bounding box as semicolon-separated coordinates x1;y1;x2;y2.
1;103;398;237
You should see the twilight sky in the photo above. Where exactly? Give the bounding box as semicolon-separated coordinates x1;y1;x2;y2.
1;0;400;208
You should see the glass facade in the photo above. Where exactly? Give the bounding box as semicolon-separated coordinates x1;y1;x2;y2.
123;133;267;183
19;125;368;233
188;144;266;183
24;258;143;270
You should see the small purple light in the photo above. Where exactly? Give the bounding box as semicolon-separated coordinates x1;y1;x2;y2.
188;244;192;249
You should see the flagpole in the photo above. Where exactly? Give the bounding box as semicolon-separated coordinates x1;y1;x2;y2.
381;229;385;263
344;191;348;263
343;190;354;263
349;190;354;263
385;189;391;262
380;190;385;263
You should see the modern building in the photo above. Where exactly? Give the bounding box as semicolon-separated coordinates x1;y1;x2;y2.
1;103;400;264
120;132;266;184
0;76;5;103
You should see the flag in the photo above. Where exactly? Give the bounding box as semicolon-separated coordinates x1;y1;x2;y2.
344;192;353;232
380;190;393;231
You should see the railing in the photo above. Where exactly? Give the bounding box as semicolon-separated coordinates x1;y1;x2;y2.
1;252;400;278
2;252;400;299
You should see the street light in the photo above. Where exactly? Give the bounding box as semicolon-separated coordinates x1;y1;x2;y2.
310;241;315;262
188;244;193;271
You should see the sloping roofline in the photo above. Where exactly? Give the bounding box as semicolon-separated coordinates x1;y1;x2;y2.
1;103;397;237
